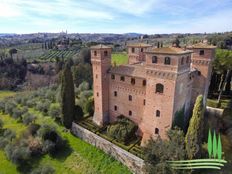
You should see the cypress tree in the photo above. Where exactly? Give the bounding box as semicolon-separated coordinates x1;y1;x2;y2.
61;62;75;128
185;95;204;159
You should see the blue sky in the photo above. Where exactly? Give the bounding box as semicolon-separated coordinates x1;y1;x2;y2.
0;0;232;34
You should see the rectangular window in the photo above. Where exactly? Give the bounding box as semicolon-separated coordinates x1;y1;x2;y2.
143;99;146;105
97;92;99;97
131;78;135;85
120;76;125;81
96;74;98;79
129;95;132;101
143;80;146;86
132;48;135;53
114;91;117;97
114;105;117;111
111;74;115;80
129;110;132;116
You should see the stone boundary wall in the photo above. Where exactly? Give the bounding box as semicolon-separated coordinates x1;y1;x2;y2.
71;122;145;174
206;106;224;117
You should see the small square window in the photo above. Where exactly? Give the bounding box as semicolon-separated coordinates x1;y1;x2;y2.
199;50;204;55
120;76;125;81
131;78;135;85
114;91;117;97
111;74;115;79
114;105;117;111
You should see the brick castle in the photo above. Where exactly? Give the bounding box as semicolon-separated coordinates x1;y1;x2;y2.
90;43;216;144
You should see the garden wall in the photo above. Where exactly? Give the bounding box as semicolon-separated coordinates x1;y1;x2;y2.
71;122;145;174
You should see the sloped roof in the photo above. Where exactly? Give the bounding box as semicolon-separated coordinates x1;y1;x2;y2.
91;44;112;49
187;43;216;49
145;47;192;55
110;64;146;78
127;43;152;47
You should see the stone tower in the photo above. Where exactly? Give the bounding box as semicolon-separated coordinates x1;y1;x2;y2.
187;43;216;105
91;44;112;126
140;47;193;144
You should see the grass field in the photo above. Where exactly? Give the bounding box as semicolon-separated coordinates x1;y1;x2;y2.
111;53;128;65
0;92;131;174
0;91;16;99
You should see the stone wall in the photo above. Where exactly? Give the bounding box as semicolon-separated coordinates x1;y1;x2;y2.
71;122;145;174
206;106;224;118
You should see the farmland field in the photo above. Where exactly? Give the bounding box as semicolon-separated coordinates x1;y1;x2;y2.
112;52;128;65
0;91;131;174
38;50;78;62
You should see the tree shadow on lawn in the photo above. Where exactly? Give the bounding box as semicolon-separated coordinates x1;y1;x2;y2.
50;141;73;162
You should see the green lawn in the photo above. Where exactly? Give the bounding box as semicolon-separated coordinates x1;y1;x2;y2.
111;53;128;65
0;96;131;174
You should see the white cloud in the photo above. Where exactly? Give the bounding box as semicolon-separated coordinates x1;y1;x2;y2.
0;0;22;17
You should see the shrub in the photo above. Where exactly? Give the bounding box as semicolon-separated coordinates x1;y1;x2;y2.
36;100;51;114
26;99;36;108
4;143;31;165
107;115;138;144
28;137;43;156
74;105;83;121
12;108;23;120
48;104;61;119
27;124;41;136
0;137;8;149
0;118;3;129
3;129;16;140
38;124;67;155
30;164;55;174
4;102;17;115
21;106;29;114
0;100;5;112
22;113;36;125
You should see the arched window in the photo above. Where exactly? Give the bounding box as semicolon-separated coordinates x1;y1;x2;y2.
114;105;117;111
129;110;132;116
131;78;135;85
156;110;160;117
181;57;184;65
155;128;159;134
164;57;171;65
152;56;157;63
155;83;164;93
104;51;108;56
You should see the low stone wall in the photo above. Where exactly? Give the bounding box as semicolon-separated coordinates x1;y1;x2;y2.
206;106;224;118
71;122;145;174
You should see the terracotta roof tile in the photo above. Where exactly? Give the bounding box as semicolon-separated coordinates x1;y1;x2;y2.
127;43;152;47
187;43;216;49
91;44;112;49
110;64;146;78
145;47;192;54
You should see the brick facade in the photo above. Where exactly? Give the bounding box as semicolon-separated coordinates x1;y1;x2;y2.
91;43;216;145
